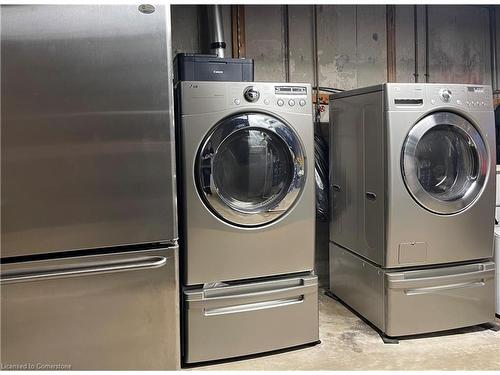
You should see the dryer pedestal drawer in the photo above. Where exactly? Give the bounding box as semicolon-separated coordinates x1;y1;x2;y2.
183;273;319;363
385;262;496;336
330;244;496;337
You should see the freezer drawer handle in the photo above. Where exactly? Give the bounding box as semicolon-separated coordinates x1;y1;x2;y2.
404;281;486;296
204;296;304;316
0;256;168;284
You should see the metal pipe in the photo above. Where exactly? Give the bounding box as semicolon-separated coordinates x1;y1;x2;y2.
413;5;419;83
208;5;226;58
489;6;498;91
386;5;396;82
424;5;429;82
282;5;290;82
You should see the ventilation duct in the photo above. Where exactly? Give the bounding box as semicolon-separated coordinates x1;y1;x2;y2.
207;5;226;58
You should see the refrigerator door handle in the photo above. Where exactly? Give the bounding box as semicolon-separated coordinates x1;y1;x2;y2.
0;256;168;284
404;280;486;296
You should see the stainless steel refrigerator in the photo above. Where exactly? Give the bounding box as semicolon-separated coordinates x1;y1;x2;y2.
0;5;180;370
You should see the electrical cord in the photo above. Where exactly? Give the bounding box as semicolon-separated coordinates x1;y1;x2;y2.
313;86;345;93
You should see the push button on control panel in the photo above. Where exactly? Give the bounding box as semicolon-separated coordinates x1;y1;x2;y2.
288;99;295;107
277;99;284;107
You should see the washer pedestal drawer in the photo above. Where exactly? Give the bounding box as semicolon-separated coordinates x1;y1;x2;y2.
183;273;319;364
330;243;495;337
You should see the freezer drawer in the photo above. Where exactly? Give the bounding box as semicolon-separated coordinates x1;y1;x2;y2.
330;243;495;337
1;246;180;370
183;273;319;363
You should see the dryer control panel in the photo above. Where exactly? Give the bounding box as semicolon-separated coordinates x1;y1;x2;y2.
230;84;310;113
179;81;312;116
386;83;493;112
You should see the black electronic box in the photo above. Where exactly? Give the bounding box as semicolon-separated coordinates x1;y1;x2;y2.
174;53;254;83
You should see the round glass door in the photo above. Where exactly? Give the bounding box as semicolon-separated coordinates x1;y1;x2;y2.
402;112;489;214
197;112;306;226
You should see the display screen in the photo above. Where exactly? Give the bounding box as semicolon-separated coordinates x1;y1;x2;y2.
275;86;307;95
467;86;485;93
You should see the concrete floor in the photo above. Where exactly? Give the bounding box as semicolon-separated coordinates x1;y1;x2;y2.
198;290;500;371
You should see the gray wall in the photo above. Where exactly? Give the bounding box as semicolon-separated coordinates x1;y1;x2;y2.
172;5;497;88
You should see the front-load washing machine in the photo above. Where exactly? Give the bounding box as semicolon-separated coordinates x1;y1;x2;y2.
176;81;318;363
329;83;496;337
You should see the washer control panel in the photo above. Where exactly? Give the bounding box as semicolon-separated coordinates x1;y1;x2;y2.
388;83;493;112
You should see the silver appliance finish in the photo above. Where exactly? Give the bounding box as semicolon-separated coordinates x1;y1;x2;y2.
330;244;495;337
329;83;496;337
330;83;495;268
1;247;180;370
197;112;306;226
1;4;178;258
402;112;488;215
178;81;315;285
184;273;318;363
178;81;318;364
1;5;180;370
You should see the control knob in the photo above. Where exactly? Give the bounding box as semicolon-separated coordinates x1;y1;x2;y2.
243;86;260;102
439;88;452;103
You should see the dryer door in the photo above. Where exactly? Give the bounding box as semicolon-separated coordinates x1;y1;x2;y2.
196;112;306;227
402;112;489;215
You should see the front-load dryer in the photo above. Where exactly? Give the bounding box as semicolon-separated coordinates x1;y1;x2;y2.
330;83;495;268
176;81;315;286
329;83;496;337
176;81;318;363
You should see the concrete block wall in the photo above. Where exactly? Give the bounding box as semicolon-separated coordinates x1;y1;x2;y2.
172;5;497;87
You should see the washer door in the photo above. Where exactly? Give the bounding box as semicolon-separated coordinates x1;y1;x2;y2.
197;112;306;227
402;112;489;215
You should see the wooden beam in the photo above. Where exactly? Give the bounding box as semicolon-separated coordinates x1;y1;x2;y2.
386;5;397;82
231;5;246;58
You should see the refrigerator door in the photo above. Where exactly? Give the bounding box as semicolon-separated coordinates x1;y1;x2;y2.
385;261;495;336
183;273;319;364
1;5;177;258
1;246;180;370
